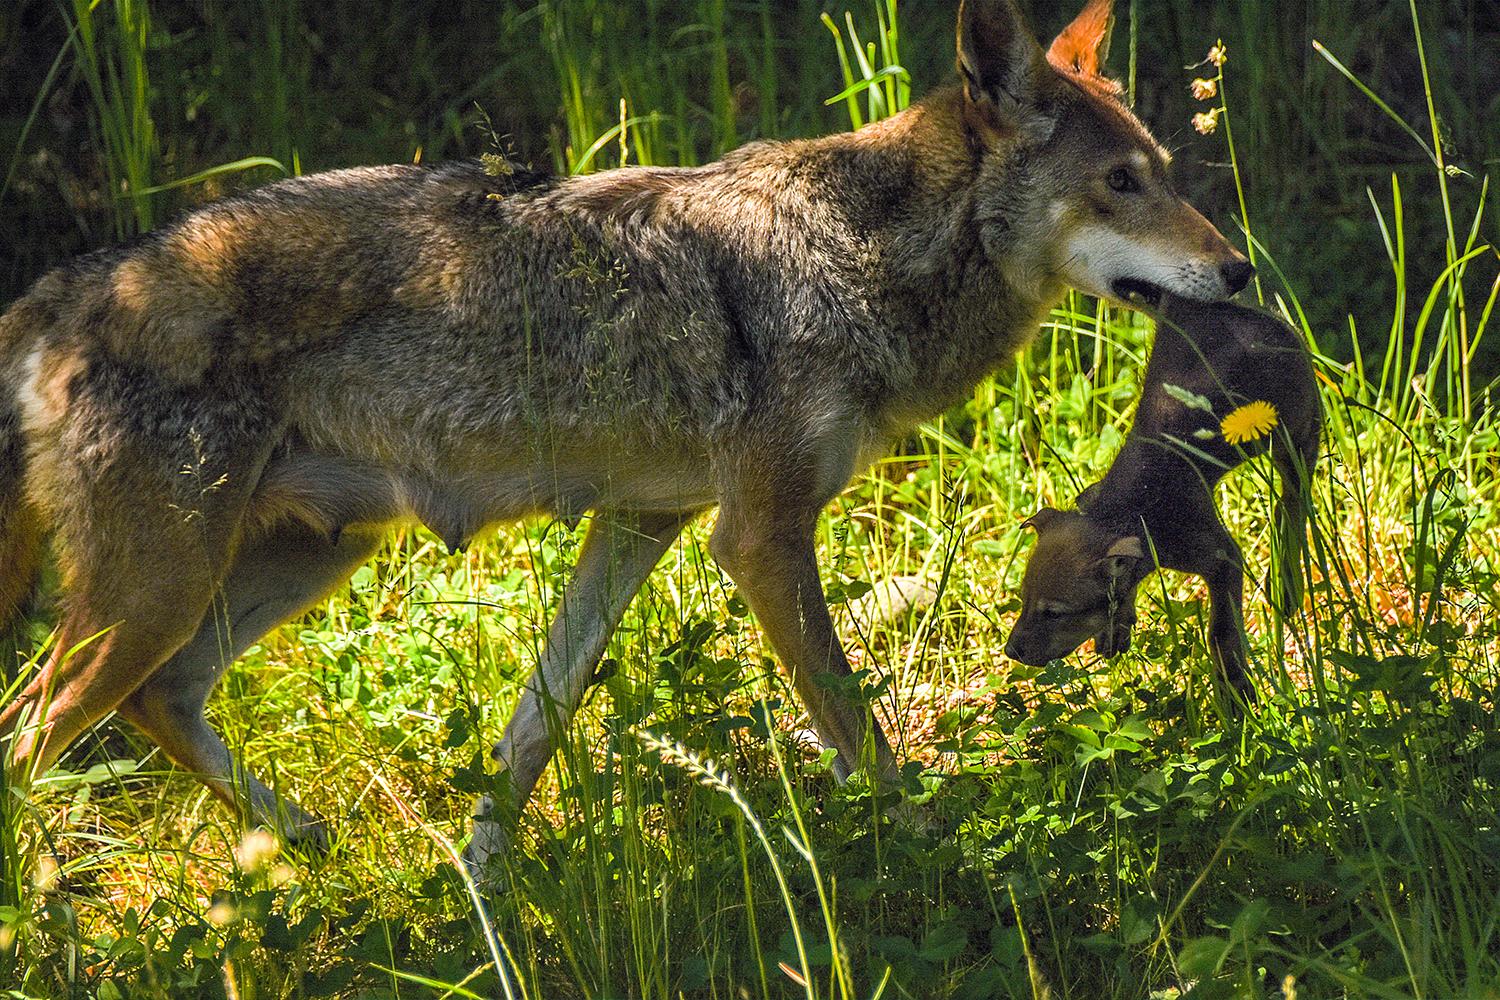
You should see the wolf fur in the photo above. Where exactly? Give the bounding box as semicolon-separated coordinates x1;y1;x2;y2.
0;0;1249;870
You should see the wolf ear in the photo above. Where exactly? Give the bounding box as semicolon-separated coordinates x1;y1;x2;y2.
1047;0;1115;78
956;0;1048;117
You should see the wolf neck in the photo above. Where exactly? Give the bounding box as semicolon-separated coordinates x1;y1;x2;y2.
811;86;1063;426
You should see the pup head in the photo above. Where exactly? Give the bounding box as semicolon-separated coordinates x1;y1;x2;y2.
1004;506;1149;665
955;0;1252;307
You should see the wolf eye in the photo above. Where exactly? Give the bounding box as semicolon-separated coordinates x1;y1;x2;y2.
1107;167;1140;193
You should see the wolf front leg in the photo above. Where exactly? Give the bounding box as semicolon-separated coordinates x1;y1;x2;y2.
464;509;692;874
709;492;897;783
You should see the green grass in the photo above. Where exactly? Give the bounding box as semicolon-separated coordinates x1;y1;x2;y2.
3;1;1500;998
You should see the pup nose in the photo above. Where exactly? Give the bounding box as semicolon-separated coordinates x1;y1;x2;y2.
1221;259;1254;294
1004;637;1022;661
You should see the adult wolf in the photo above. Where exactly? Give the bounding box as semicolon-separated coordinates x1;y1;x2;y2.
0;0;1250;872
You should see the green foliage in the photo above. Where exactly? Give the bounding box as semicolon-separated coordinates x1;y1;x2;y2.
2;1;1499;998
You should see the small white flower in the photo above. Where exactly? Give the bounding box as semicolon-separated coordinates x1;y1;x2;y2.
234;829;279;873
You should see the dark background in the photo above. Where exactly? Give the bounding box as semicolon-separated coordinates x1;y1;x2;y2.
2;1;1497;374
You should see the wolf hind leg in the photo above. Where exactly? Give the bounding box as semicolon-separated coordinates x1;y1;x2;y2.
1;476;258;778
116;524;383;849
0;502;43;684
0;362;284;785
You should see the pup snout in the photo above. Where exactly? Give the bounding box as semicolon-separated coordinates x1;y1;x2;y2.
1221;258;1254;295
1005;633;1048;666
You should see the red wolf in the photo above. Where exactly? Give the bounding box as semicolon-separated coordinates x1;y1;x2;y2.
0;0;1250;871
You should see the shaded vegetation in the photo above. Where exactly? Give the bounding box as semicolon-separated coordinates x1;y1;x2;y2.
3;1;1497;367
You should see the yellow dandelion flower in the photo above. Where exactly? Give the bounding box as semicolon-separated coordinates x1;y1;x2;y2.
1220;400;1278;445
1190;77;1218;100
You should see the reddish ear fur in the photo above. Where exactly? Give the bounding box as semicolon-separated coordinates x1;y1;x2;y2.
1046;0;1114;78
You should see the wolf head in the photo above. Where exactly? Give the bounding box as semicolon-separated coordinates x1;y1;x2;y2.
956;0;1252;307
1004;506;1149;665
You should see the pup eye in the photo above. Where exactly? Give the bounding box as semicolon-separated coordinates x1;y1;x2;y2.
1107;167;1140;193
1041;607;1068;619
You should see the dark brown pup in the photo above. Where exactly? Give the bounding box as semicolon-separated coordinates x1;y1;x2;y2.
1006;295;1321;697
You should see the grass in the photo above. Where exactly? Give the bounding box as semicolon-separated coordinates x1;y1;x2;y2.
3;1;1500;997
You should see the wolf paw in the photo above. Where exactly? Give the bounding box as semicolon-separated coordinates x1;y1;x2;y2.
460;795;513;887
886;796;942;839
280;815;331;855
254;800;330;856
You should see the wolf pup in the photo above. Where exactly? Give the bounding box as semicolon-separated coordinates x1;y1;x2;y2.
0;0;1249;872
1005;295;1320;698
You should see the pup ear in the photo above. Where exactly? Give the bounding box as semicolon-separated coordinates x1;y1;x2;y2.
956;0;1048;116
1047;0;1115;78
1023;506;1063;532
1095;534;1145;578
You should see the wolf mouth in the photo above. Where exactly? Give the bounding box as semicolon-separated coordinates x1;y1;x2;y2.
1111;277;1164;306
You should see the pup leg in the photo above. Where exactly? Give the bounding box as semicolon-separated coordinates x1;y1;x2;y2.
1200;535;1253;703
115;524;382;849
465;509;692;873
709;491;897;784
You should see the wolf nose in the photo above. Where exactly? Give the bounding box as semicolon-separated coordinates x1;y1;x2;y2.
1221;259;1254;294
